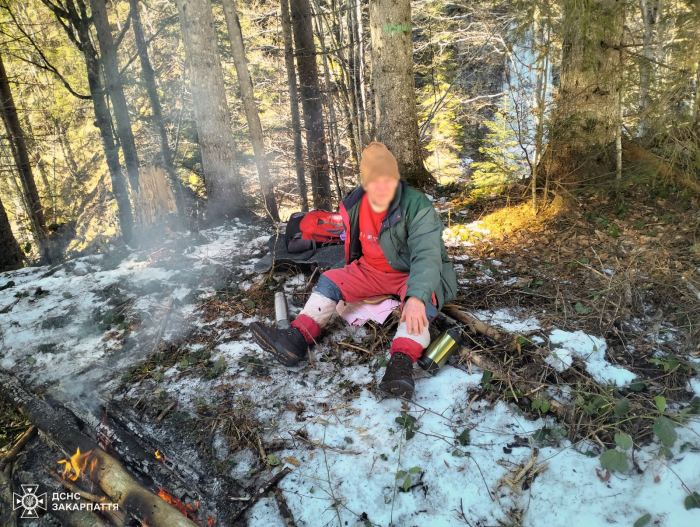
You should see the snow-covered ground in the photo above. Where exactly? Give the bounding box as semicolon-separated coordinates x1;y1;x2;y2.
1;222;699;527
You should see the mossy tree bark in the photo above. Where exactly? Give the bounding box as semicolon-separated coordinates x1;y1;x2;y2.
368;0;431;186
549;0;625;182
176;0;247;222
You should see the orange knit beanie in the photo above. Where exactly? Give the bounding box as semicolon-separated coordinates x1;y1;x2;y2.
360;142;400;187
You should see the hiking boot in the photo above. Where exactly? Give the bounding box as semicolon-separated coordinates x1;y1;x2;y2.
378;352;415;399
249;323;308;367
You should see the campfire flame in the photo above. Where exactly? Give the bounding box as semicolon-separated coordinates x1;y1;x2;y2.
208;517;214;526
57;448;96;481
155;449;165;462
157;487;196;518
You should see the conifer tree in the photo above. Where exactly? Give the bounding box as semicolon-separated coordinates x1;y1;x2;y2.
471;98;520;188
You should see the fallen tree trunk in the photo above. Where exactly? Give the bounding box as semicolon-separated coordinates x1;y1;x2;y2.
442;305;507;343
0;369;198;527
458;346;574;425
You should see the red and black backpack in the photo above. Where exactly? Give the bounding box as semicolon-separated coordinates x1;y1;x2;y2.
285;211;345;253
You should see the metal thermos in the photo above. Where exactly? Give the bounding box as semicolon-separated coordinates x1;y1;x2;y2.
417;327;462;375
274;292;290;329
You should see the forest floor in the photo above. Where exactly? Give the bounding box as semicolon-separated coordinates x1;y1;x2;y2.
1;182;699;527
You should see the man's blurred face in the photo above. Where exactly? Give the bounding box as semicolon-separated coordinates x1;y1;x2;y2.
364;176;399;210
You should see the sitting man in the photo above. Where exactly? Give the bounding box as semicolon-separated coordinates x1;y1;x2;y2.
250;142;457;399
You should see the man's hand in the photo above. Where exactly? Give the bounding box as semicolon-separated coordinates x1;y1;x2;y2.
401;297;428;336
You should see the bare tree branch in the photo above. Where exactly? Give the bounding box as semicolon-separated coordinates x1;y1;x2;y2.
0;3;91;99
113;6;132;49
119;14;177;76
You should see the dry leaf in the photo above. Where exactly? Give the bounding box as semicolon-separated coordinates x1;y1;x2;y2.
284;457;301;467
596;468;611;482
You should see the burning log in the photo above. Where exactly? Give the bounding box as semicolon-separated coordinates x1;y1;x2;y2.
46;465;105;503
156;487;199;522
18;476;110;527
48;506;110;527
0;369;198;527
45;465;127;526
64;398;204;495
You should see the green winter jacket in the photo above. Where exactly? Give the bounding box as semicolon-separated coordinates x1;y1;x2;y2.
337;180;458;309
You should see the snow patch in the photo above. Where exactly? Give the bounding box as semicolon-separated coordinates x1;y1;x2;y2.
476;308;541;333
548;329;636;386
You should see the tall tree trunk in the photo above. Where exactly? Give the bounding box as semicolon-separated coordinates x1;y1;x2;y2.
129;0;186;216
290;0;332;210
175;0;246;222
310;0;343;199
0;196;24;271
222;0;279;221
368;0;430;185
346;0;361;153
91;0;141;192
637;0;662;138
20;115;54;224
348;0;365;147
40;0;133;241
694;59;700;133
550;0;624;181
324;0;361;182
280;0;308;211
0;52;47;241
616;6;626;180
532;11;549;211
85;55;134;243
355;0;367;141
56;119;80;179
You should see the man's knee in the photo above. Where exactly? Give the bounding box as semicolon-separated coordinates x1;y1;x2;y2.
425;300;438;321
313;274;343;303
394;321;431;349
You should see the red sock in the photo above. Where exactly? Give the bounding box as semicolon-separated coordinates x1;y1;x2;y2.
291;314;320;344
390;338;423;363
